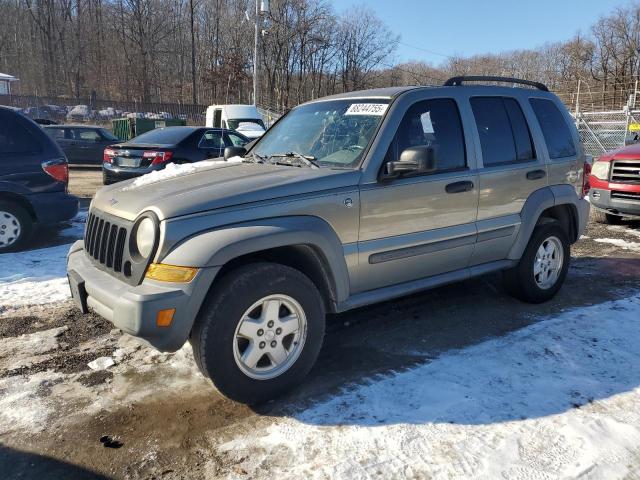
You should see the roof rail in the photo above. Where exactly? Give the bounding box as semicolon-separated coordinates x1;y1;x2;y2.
443;76;549;92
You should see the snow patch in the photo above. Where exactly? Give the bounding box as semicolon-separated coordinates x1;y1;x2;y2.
220;294;640;479
0;244;73;312
122;157;243;191
595;238;640;252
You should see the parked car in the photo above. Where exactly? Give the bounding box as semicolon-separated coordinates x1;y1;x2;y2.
0;106;78;252
101;126;250;184
67;76;589;403
67;104;93;121
588;142;640;223
44;125;119;165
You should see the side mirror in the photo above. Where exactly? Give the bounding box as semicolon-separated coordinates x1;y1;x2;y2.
386;146;437;177
224;146;246;160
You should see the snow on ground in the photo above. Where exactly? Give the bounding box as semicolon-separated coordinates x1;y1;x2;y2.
0;244;72;311
0;211;86;313
595;238;640;252
607;225;640;239
122;157;243;190
219;294;640;480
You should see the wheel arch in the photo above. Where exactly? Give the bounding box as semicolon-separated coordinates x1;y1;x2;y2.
508;185;585;260
0;191;37;222
161;216;350;312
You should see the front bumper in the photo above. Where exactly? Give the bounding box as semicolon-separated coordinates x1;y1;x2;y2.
67;241;219;351
590;188;640;218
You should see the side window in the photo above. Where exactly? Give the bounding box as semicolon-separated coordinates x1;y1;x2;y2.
76;129;101;141
199;130;224;149
529;98;577;159
388;98;466;173
46;128;65;140
471;97;535;166
225;132;248;147
0;111;41;155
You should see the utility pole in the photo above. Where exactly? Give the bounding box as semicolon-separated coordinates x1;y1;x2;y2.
253;0;269;106
190;0;197;105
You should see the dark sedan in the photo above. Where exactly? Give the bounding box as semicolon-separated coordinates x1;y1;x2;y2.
45;125;119;165
102;126;250;184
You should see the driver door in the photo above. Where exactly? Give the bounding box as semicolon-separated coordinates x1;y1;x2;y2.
355;98;479;292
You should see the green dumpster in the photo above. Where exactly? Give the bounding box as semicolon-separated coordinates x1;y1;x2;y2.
111;117;187;141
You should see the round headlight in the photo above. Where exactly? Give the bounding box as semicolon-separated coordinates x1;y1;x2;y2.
135;217;156;259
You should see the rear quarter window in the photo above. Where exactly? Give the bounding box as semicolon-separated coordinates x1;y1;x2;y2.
529;98;577;159
0;110;42;155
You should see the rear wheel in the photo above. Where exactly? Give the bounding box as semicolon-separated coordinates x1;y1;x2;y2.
0;201;33;253
191;263;326;404
592;209;623;225
504;222;570;303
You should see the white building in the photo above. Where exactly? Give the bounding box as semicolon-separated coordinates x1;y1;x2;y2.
0;73;18;95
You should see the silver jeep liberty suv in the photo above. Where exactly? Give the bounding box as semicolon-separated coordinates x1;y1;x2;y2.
67;76;590;404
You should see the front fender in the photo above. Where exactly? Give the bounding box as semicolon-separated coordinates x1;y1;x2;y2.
160;216;350;303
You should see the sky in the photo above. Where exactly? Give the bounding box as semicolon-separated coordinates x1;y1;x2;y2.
333;0;627;65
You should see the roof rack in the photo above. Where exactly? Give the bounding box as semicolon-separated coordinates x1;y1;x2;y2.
443;76;549;92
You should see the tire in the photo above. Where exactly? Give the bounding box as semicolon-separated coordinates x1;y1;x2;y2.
503;222;570;304
102;171;113;185
0;201;33;253
190;262;326;404
592;209;623;225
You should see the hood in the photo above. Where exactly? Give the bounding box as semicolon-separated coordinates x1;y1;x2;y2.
93;161;360;221
237;129;264;139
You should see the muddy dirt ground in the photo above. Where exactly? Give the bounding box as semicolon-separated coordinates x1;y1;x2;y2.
1;168;640;479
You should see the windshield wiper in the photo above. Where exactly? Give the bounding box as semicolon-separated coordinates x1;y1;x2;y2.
267;152;320;169
243;151;267;164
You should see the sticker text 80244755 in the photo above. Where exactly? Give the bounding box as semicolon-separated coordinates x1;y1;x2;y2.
345;103;388;116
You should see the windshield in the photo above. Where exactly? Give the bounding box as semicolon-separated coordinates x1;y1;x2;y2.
128;127;193;145
228;118;266;130
252;99;389;168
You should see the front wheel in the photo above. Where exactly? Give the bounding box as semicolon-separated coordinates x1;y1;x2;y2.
504;222;570;303
191;263;326;404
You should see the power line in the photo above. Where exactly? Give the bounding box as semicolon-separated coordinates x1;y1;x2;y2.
395;41;454;60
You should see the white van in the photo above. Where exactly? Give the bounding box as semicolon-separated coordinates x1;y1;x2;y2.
205;104;266;139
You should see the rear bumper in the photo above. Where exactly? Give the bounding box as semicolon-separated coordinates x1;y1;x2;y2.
590;188;640;218
102;162;168;182
28;191;79;225
67;241;219;352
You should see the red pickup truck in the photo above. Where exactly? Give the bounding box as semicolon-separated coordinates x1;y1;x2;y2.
588;143;640;224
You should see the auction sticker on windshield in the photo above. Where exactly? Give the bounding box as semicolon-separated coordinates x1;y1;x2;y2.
345;103;388;116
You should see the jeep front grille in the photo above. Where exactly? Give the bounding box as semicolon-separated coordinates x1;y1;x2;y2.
611;159;640;184
84;211;129;273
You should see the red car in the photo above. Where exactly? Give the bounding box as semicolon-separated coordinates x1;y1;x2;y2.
588;143;640;224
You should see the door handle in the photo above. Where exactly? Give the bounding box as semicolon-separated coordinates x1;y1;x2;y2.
526;169;546;180
445;180;474;194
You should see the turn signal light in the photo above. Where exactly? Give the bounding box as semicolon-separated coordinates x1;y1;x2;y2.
156;308;176;327
145;263;198;283
103;148;116;163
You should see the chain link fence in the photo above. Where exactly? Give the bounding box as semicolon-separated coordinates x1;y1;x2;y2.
573;109;639;157
0;94;208;127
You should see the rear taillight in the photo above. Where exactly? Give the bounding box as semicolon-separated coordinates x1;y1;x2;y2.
143;150;174;165
582;161;592;198
42;158;69;184
103;148;116;164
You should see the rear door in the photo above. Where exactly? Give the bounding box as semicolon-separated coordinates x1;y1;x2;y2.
72;128;105;164
469;96;546;265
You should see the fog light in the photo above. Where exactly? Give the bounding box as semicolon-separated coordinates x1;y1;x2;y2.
145;263;198;283
156;308;176;328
